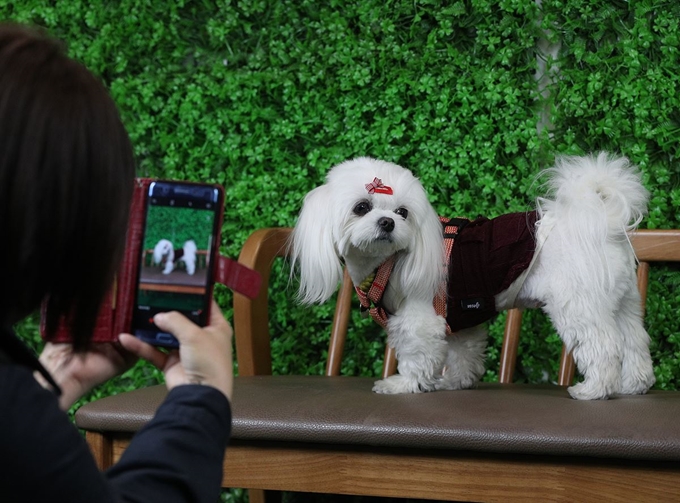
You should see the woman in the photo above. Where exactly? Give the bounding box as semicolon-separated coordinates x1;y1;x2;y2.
0;23;233;502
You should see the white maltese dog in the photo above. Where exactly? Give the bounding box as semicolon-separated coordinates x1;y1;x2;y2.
290;154;655;400
152;239;197;275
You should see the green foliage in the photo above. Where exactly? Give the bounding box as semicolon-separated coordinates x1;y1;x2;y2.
646;267;680;389
541;0;680;229
9;6;677;503
3;0;679;415
143;205;215;249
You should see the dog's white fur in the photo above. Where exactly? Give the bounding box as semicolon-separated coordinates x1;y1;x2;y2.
152;239;197;275
290;154;655;400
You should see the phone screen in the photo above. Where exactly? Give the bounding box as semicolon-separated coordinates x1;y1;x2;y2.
131;181;223;347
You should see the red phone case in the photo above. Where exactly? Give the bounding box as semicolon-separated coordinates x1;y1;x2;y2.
40;178;261;343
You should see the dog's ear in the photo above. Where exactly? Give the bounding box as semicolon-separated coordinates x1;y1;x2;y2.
394;194;445;301
289;184;344;304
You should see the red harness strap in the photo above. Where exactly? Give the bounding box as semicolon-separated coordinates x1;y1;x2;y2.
355;216;468;333
355;255;395;329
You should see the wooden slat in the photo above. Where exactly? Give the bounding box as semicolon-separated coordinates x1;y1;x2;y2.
630;229;680;261
220;442;680;503
382;345;398;378
246;489;267;503
109;437;679;503
246;488;282;503
636;261;650;317
499;309;522;384
85;431;114;471
138;282;206;294
557;346;576;386
326;269;354;376
234;228;291;376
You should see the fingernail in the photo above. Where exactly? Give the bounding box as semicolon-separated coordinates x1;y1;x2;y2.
154;313;166;323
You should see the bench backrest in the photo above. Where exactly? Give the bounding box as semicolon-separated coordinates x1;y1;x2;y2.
233;228;680;383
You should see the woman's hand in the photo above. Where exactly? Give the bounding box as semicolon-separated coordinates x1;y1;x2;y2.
38;300;233;409
118;300;234;400
38;341;137;411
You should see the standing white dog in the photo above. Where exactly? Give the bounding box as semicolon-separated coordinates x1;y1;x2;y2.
152;239;198;275
290;154;655;400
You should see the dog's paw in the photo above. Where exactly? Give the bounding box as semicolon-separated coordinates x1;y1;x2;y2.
619;370;656;395
434;366;480;391
373;375;425;394
567;381;611;400
434;376;477;391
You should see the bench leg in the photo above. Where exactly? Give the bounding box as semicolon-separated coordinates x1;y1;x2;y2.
85;431;115;471
248;489;282;503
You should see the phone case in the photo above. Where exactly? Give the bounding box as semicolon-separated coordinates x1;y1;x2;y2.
40;178;262;343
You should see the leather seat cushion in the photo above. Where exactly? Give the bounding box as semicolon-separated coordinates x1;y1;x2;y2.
75;376;680;461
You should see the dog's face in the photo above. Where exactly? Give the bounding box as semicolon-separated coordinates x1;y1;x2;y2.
324;157;432;260
344;195;411;257
339;186;414;261
291;157;445;304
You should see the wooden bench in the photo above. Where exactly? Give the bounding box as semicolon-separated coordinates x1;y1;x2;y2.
75;227;680;503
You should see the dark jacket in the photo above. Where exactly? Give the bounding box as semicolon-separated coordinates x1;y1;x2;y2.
0;327;231;503
446;211;538;331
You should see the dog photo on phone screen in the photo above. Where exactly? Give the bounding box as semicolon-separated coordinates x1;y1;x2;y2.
138;204;214;311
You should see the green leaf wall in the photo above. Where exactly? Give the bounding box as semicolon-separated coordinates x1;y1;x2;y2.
4;0;678;406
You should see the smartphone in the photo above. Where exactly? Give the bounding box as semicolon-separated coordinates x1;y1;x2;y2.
131;181;224;348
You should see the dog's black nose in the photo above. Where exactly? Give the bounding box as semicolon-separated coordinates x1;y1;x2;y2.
378;217;395;233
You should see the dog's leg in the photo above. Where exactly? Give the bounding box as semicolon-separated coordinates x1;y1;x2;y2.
184;258;196;275
162;260;174;275
543;303;622;400
373;301;448;394
617;285;656;395
435;325;487;390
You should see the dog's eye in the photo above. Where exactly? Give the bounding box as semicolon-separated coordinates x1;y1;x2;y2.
395;207;408;219
353;201;372;216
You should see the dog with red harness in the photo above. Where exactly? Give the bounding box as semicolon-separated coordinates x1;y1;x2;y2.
290;155;654;400
152;239;198;275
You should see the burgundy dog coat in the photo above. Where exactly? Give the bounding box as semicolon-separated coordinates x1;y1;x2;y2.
356;211;538;333
446;211;538;331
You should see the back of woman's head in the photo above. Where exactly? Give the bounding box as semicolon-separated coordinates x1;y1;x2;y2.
0;23;135;349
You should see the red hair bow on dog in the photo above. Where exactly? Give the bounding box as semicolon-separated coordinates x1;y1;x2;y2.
365;177;393;195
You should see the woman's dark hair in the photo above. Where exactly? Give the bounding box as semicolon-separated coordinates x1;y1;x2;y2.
0;23;135;350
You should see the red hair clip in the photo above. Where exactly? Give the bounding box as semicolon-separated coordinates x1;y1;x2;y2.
365;177;393;195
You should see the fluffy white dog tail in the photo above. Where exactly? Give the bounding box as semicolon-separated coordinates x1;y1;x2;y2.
289;184;344;304
539;152;648;231
537;152;649;291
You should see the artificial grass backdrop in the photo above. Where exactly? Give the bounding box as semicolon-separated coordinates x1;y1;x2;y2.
4;0;679;412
